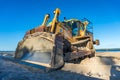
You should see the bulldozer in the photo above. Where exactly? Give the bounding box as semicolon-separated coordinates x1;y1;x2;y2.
15;8;99;70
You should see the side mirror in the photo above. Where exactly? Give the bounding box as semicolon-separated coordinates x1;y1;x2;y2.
93;39;100;45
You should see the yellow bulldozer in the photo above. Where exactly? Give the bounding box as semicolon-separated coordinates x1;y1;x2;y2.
15;8;99;69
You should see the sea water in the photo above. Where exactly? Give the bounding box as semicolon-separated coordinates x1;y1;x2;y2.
96;48;120;52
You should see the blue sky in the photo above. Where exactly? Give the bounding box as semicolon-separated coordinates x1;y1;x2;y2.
0;0;120;51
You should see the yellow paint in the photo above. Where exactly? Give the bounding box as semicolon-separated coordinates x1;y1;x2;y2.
79;21;89;37
42;14;50;26
50;8;60;33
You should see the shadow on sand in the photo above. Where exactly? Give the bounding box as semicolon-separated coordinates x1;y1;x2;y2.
99;56;120;80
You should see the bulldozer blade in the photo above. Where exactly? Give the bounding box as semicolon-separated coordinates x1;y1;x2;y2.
15;32;64;70
50;33;64;69
21;52;51;68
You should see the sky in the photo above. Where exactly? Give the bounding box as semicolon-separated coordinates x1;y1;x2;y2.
0;0;120;51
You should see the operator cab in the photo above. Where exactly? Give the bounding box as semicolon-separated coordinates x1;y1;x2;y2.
63;19;86;36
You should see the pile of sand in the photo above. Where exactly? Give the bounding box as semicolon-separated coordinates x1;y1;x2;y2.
62;52;120;80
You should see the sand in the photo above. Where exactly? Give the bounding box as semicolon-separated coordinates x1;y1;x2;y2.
62;52;120;80
0;52;120;80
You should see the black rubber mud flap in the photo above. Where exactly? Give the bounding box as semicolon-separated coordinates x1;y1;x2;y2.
51;33;64;69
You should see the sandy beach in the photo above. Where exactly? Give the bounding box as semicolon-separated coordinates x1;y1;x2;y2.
0;52;120;80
